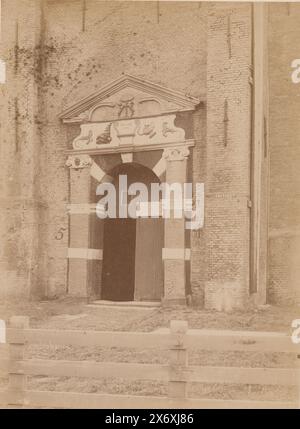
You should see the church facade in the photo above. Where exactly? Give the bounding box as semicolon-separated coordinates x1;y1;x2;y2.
0;1;299;310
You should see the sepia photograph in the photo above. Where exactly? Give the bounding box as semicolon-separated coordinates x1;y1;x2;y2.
0;0;300;412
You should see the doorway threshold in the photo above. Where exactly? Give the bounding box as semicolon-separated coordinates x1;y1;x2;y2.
87;300;161;309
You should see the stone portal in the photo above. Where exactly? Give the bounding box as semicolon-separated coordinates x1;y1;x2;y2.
61;74;199;304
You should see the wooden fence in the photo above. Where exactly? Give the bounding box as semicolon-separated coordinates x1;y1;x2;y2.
0;316;299;409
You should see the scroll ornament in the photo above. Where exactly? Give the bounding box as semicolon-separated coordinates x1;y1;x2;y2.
163;147;190;161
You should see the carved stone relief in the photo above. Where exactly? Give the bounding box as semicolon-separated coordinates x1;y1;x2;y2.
60;75;200;125
117;95;135;118
71;114;186;150
86;88;175;121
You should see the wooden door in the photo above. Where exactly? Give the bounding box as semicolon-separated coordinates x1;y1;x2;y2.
101;218;136;301
134;218;164;301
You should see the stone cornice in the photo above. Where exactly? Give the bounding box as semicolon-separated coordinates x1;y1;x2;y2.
65;139;195;157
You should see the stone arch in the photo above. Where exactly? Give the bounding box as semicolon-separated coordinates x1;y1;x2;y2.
89;152;166;197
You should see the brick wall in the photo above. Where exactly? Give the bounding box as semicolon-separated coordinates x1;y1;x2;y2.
204;2;252;310
0;0;44;298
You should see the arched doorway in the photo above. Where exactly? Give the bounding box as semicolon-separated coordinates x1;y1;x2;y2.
100;163;164;301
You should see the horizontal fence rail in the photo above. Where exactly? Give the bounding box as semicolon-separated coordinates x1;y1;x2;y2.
6;328;299;353
0;316;299;409
22;391;297;410
6;328;171;350
1;360;170;381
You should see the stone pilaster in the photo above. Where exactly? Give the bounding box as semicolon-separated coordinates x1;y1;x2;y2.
162;147;189;305
67;155;101;298
250;3;269;305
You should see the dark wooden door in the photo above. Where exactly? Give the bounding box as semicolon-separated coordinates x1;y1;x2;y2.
101;218;136;301
134;218;164;301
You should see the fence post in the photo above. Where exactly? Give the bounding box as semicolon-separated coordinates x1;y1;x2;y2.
168;320;188;400
7;316;29;408
297;354;300;409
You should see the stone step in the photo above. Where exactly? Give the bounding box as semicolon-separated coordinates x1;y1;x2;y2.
87;300;161;310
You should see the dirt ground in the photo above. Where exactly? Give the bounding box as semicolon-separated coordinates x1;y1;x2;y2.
0;296;299;332
0;297;299;405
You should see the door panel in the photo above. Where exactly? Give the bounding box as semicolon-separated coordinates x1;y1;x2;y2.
134;218;164;301
101;218;136;301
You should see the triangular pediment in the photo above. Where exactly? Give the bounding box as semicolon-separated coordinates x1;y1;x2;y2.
60;74;201;123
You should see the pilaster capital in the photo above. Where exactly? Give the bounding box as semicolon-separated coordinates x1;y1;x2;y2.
163;146;190;161
66;154;92;169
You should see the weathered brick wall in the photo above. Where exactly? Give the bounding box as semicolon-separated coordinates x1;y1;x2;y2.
204;2;252;310
268;3;300;305
0;0;44;298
